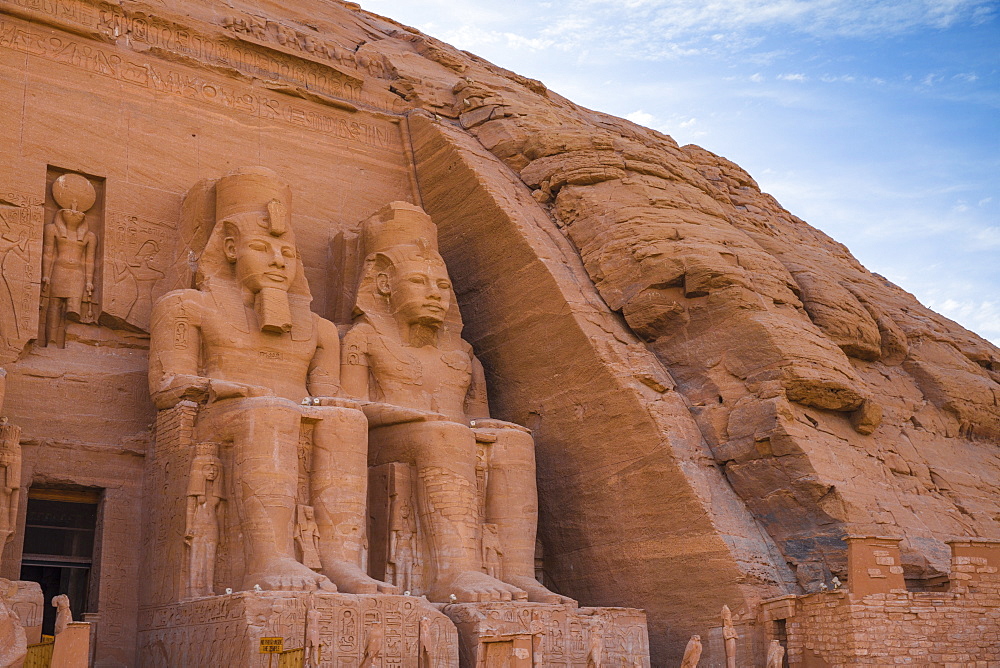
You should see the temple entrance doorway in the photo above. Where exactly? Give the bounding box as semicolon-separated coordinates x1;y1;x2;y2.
19;487;101;635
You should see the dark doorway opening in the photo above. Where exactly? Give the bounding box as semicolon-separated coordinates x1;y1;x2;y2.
19;488;100;636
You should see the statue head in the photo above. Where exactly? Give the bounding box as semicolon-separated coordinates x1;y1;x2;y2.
189;443;223;497
354;202;463;342
376;245;452;328
196;167;311;335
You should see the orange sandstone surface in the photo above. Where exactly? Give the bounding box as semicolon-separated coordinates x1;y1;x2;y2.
0;0;997;664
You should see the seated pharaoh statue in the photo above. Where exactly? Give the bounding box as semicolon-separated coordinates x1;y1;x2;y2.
342;202;573;605
148;167;393;595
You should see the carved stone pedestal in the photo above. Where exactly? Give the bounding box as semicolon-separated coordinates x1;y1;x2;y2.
136;591;458;667
1;579;43;668
443;602;650;667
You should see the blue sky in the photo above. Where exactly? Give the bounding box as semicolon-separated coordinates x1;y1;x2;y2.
362;0;1000;345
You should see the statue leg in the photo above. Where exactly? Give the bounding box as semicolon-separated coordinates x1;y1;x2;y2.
311;406;396;593
45;297;65;347
207;397;334;592
370;421;526;603
486;427;576;604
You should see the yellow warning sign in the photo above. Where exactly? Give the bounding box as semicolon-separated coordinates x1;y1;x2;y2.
259;637;284;653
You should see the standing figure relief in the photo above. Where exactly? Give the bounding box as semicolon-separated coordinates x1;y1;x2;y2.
41;174;98;348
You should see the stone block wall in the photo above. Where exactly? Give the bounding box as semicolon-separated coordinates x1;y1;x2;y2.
777;539;1000;666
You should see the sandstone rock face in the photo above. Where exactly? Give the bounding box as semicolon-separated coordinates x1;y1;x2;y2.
0;0;997;664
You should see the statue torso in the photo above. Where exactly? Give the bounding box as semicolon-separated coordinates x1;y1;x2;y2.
364;327;472;421
195;289;318;402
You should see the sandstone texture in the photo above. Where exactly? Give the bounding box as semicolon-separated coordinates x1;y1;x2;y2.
0;0;998;665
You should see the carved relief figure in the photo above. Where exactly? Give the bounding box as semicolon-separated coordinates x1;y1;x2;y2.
111;239;165;325
359;622;384;668
295;505;322;570
765;639;785;668
149;167;391;594
586;619;604;668
52;594;72;635
40;174;98;348
722;605;737;668
304;608;321;668
0;215;30;351
388;499;417;591
185;443;224;598
342;201;570;604
481;523;502;580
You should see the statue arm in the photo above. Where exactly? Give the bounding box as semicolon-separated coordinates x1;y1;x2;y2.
184;494;197;543
307;315;342;398
40;224;55;288
148;291;210;410
84;231;97;295
340;324;371;400
465;349;491;420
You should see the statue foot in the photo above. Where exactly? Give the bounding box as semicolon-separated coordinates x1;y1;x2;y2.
505;575;577;606
431;570;528;603
244;558;337;592
323;561;398;595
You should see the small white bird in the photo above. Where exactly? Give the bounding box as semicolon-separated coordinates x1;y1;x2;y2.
832;577;842;590
819;582;828;592
449;594;457;603
404;590;411;596
254;584;263;592
225;588;233;595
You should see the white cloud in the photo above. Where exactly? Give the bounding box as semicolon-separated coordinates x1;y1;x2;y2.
750;73;765;82
777;73;808;82
626;110;656;126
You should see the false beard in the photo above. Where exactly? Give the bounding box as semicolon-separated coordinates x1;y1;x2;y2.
254;286;293;333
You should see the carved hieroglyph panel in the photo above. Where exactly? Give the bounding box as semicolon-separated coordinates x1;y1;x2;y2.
0;194;43;364
137;592;457;668
102;213;172;331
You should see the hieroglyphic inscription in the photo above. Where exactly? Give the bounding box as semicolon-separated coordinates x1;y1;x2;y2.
0;193;43;362
445;603;651;668
0;14;401;149
137;593;456;668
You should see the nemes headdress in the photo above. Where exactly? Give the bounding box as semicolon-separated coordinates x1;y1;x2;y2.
353;202;463;337
198;167;312;339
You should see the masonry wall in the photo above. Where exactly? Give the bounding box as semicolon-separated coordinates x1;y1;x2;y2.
784;556;1000;666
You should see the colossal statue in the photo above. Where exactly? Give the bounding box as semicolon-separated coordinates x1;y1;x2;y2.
149;167;390;595
342;201;571;605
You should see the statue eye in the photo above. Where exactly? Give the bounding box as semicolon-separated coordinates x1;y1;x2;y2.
249;241;268;251
281;247;295;258
409;276;426;285
438;281;451;290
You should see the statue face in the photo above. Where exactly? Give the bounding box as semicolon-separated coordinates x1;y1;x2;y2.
382;260;452;327
203;463;219;481
61;209;85;225
225;228;297;294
